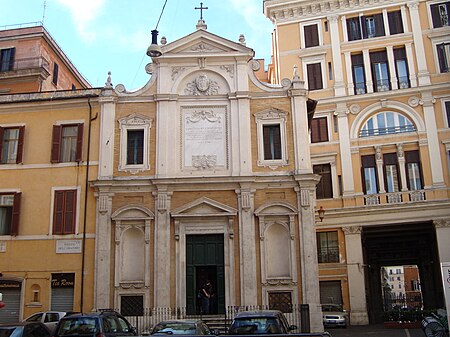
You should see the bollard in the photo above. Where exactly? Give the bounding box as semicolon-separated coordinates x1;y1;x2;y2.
300;304;310;333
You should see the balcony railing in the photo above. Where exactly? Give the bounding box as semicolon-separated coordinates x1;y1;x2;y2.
354;82;366;95
398;76;410;89
364;190;426;205
359;124;416;137
0;56;50;74
375;79;390;92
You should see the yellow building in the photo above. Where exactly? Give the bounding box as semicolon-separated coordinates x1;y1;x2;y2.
264;0;450;324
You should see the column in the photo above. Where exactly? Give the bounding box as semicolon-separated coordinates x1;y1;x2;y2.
397;144;408;191
343;226;369;325
328;15;346;96
363;50;374;93
344;52;355;95
422;93;445;187
405;43;418;88
386;46;398;90
335;104;355;196
382;9;390;36
341;16;348;42
295;178;323;332
153;187;172;307
236;185;257;306
407;1;431;86
290;73;312;174
375;146;386;193
237;61;253;176
434;220;450;262
401;6;408;33
94;193;113;309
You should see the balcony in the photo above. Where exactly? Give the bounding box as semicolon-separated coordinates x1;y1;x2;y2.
398;76;410;89
0;56;50;79
363;190;426;205
374;79;390;92
359;124;416;137
354;82;366;95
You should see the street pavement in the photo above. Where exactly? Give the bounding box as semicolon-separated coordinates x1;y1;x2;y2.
324;324;424;337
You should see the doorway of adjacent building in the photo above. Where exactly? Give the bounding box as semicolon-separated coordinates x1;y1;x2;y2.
186;234;225;315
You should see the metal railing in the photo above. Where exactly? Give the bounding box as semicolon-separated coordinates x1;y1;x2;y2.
0;56;50;74
364;189;426;205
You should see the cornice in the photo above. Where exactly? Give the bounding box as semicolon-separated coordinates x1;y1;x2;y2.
264;0;404;23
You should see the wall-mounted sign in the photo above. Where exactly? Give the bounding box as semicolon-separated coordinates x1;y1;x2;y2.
51;273;75;288
56;240;82;254
0;241;6;252
0;281;21;289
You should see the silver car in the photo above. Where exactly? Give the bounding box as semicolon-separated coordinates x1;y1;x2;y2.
322;304;348;328
24;311;69;333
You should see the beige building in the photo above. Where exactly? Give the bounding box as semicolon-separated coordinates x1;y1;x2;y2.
264;0;450;324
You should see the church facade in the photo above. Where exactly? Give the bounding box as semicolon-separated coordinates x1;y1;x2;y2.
91;22;323;330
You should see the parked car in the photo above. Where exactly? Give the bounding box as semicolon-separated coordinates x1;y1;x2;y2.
150;319;214;335
24;311;72;333
228;310;297;334
322;304;348;328
54;311;136;337
0;322;51;337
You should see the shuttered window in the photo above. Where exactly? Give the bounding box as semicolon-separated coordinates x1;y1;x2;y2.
314;164;332;199
304;24;319;48
347;17;362;41
405;151;423;191
0;193;21;236
383;153;400;192
51;124;83;163
310;117;328;143
307;63;323;90
53;190;77;235
127;130;144;165
388;11;404;34
362;155;378;194
431;2;450;28
317;231;339;263
263;124;282;160
52;63;59;85
0;126;25;164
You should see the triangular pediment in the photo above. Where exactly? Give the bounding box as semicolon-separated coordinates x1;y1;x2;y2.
159;29;254;58
172;197;237;217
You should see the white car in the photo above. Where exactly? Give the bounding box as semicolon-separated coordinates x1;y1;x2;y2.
24;311;70;333
322;304;348;328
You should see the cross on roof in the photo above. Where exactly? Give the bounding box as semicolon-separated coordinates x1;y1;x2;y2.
195;2;208;20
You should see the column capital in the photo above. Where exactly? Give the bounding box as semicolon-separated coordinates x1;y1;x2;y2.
327;14;339;23
434;219;450;228
342;226;362;235
407;1;419;10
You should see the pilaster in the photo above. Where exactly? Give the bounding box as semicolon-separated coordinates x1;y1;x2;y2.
375;146;386;193
328;15;346;96
98;88;116;179
363;50;374;94
434;219;450;262
342;226;369;325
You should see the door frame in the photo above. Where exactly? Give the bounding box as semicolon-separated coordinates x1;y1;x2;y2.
175;218;235;310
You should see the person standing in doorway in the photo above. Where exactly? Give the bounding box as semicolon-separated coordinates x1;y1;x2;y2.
200;279;213;314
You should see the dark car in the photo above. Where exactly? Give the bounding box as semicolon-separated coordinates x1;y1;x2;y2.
150;319;214;335
0;322;51;337
54;311;136;337
228;310;297;334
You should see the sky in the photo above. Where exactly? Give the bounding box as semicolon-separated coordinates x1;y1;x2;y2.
1;0;275;90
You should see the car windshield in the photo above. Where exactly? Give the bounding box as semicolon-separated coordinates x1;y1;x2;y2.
0;327;22;337
229;317;281;334
56;318;98;336
322;304;343;312
25;314;43;322
152;322;196;335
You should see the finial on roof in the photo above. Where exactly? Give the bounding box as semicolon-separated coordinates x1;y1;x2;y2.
195;2;208;30
293;65;299;81
161;36;167;45
105;71;113;88
239;34;246;45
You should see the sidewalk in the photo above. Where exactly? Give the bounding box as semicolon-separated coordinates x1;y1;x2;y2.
325;324;424;337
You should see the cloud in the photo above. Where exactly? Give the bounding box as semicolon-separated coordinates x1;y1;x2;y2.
50;0;106;41
228;0;270;32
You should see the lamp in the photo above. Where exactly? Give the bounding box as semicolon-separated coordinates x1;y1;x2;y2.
318;206;325;222
146;30;162;58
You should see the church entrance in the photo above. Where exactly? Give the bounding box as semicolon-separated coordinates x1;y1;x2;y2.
186;234;225;315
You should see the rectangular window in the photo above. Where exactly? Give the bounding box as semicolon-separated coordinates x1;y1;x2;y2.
431;2;450;28
311;117;329;143
0;126;24;164
328;62;333;80
307;63;323;91
317;231;339;263
394;48;410;89
263;124;282;160
314;164;333;199
362;155;378;194
371;51;390;92
445;101;450;127
53;189;77;235
127;130;144;165
388;11;404;34
405;151;423;190
0;193;21;236
51;124;83;163
352;54;366;94
347;17;362;41
0;48;15;72
304;24;319;48
52;63;59;85
384;153;400;192
437;42;450;73
362;14;385;38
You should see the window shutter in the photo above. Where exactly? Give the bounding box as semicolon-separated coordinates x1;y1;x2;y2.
361;16;368;39
76;123;84;162
319;117;328;141
437;44;447;72
374;14;385;37
51;125;62;163
53;191;64;234
63;190;76;234
16;126;25;164
311;119;320;143
388;11;403;34
304;25;319;47
431;4;442;28
307;63;323;90
8;48;15;70
263;126;272;159
445;101;450;127
272;125;282;159
53;63;59;85
0;127;3;160
11;192;21;236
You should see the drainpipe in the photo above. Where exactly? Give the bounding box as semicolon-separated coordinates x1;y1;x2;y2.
80;98;97;312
